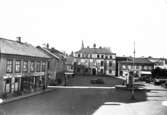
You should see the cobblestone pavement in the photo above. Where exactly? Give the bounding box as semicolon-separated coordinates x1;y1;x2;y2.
0;76;166;115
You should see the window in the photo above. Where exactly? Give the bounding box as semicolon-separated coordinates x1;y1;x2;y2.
36;61;41;72
15;77;19;82
23;61;28;72
30;61;35;72
6;78;11;84
77;68;80;72
97;54;99;58
144;66;147;70
109;61;112;67
85;68;88;72
122;65;126;69
105;56;108;59
101;69;104;73
109;69;112;73
101;55;104;59
101;61;104;66
15;60;21;73
78;54;80;58
110;56;112;59
42;62;46;72
6;59;13;73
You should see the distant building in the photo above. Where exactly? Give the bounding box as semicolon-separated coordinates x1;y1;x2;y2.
148;57;167;69
37;46;66;81
0;37;50;98
65;56;75;72
118;57;154;78
74;42;116;76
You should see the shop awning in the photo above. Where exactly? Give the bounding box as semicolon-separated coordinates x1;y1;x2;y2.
140;71;152;75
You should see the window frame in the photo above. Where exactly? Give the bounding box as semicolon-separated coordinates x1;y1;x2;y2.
30;61;35;72
15;60;21;73
23;61;28;73
6;59;13;73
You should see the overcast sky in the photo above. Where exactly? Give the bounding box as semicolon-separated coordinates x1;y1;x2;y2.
0;0;167;57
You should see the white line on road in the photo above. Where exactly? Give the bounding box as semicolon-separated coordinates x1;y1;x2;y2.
48;86;115;89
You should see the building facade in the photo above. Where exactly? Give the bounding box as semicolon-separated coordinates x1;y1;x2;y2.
118;57;154;78
0;38;49;98
74;43;116;76
37;46;66;81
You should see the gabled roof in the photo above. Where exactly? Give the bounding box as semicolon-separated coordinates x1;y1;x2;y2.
0;38;50;58
37;47;59;60
75;47;115;55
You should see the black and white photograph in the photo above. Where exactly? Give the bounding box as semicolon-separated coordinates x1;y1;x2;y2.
0;0;167;115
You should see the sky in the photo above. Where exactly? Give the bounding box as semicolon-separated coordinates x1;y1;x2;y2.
0;0;167;58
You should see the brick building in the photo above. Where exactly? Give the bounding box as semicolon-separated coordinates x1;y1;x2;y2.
0;38;50;98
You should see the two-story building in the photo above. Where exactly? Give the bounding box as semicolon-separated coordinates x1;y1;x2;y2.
74;43;116;76
118;57;154;78
0;37;50;98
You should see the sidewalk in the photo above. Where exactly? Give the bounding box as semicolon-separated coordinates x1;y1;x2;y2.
0;88;54;105
115;82;167;91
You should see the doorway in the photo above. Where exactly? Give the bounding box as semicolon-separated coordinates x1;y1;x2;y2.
92;68;96;75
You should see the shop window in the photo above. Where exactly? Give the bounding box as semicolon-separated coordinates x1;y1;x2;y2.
30;61;35;72
23;61;28;72
6;59;13;73
122;65;126;69
15;78;19;82
6;78;11;84
15;60;21;73
36;61;41;72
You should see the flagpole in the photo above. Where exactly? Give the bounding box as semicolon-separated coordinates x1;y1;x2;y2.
131;41;136;100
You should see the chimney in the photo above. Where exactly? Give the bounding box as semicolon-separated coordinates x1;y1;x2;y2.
16;36;21;43
46;43;49;49
93;43;96;48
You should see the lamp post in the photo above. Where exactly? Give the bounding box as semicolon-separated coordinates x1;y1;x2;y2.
131;41;136;100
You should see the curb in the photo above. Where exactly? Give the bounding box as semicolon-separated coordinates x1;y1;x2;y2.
0;88;55;105
115;85;151;91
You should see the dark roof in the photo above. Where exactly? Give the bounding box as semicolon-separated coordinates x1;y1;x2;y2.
37;47;59;60
75;47;115;55
120;58;154;64
0;38;50;58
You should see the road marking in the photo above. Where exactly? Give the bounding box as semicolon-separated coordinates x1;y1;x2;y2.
48;86;115;89
162;101;167;106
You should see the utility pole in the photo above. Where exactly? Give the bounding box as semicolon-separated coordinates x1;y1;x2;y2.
131;41;136;100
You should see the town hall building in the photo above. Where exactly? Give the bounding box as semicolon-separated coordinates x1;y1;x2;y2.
74;41;116;76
